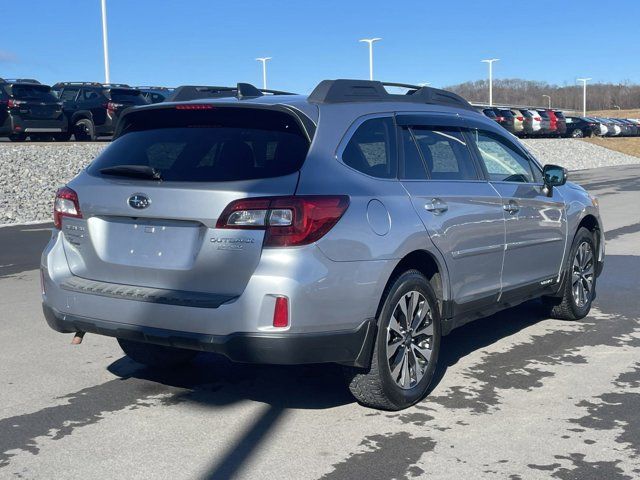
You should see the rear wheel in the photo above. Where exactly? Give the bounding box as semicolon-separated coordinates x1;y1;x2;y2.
344;270;441;410
117;338;198;368
73;118;95;141
571;129;584;138
542;227;596;320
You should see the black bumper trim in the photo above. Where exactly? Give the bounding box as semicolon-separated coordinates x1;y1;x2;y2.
43;304;377;368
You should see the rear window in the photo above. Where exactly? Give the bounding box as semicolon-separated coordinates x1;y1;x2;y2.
498;110;514;117
88;107;309;182
109;89;148;105
537;110;550;118
11;84;57;102
482;109;497;118
554;111;566;120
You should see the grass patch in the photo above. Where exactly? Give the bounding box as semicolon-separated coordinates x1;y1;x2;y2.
580;137;640;158
588;109;640;119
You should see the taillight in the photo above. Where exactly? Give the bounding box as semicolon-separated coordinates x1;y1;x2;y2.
534;117;541;121
175;104;215;110
105;101;123;112
496;116;505;122
7;99;25;108
216;196;350;247
273;296;289;328
53;186;82;229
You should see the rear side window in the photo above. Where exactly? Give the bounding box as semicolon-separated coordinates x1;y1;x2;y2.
342;117;397;178
11;85;57;102
59;88;80;102
470;130;535;183
88;107;309;182
411;127;479;181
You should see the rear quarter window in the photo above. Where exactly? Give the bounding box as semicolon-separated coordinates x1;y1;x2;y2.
342;117;397;179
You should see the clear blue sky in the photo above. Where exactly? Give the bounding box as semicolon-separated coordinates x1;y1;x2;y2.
1;0;638;93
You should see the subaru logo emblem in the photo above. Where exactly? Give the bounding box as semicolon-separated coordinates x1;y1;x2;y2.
128;193;150;210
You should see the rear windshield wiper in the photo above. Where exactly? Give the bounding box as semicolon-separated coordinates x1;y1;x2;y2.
99;165;162;180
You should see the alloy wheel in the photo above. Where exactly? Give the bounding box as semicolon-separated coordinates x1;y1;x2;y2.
572;241;594;308
386;291;434;389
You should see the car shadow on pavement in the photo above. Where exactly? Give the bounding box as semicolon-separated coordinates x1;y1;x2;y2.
106;300;551;479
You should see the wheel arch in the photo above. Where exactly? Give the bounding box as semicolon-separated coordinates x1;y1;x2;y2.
376;249;451;320
70;111;94;124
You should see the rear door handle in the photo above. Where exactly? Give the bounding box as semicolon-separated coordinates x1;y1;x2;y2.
503;200;520;215
425;198;448;215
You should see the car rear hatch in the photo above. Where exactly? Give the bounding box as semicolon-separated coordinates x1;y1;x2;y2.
61;104;312;297
106;88;148;119
9;84;62;121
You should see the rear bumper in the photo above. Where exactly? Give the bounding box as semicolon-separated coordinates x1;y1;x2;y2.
5;115;67;133
43;303;376;367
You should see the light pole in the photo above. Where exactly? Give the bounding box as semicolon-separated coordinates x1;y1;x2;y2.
542;95;551;109
359;38;382;80
481;58;499;106
100;0;110;83
577;78;592;117
256;57;272;90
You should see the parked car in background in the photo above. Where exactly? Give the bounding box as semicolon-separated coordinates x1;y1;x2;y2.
0;78;67;141
136;86;175;104
598;118;621;136
617;119;639;136
52;82;149;140
553;111;567;137
564;117;598;138
583;117;608;136
516;109;542;137
42;79;604;410
491;108;516;134
536;109;554;135
480;108;498;122
166;84;295;102
610;119;632;137
509;109;525;136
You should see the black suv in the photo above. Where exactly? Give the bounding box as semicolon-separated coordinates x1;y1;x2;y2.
52;82;148;140
136;86;175;104
0;79;67;142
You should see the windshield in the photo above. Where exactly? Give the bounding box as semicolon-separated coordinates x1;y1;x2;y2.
88;107;309;182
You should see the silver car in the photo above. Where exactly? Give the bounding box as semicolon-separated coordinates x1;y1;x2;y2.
42;80;605;410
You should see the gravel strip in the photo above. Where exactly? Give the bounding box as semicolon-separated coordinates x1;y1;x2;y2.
0;144;105;225
0;139;638;225
522;138;640;170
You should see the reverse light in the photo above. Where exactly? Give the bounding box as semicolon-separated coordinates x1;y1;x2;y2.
217;196;350;247
54;186;82;229
273;296;289;328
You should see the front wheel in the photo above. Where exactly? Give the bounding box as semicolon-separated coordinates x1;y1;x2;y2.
117;338;198;368
542;227;596;320
344;270;441;410
571;129;584;138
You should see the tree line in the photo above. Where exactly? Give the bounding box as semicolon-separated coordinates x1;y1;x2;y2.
445;78;640;111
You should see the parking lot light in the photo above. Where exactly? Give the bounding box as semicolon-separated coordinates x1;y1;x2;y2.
543;94;551;109
256;57;272;90
359;38;382;80
481;59;499;106
100;0;110;84
577;78;592;117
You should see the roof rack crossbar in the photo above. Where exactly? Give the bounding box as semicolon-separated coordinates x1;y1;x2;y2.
308;79;474;111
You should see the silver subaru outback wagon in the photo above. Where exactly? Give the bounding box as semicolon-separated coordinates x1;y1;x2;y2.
42;80;604;410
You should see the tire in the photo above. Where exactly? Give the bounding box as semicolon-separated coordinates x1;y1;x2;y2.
542;227;596;320
344;270;441;410
571;129;584;138
117;338;198;368
73;118;96;141
8;133;27;142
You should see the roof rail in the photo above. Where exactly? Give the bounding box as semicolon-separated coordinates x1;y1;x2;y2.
4;78;41;84
52;81;104;88
135;86;175;91
102;83;131;88
308;79;474;111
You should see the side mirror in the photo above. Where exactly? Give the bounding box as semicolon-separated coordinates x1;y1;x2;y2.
543;164;567;188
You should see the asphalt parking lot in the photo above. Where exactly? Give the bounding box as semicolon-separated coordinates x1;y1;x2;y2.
1;164;639;479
